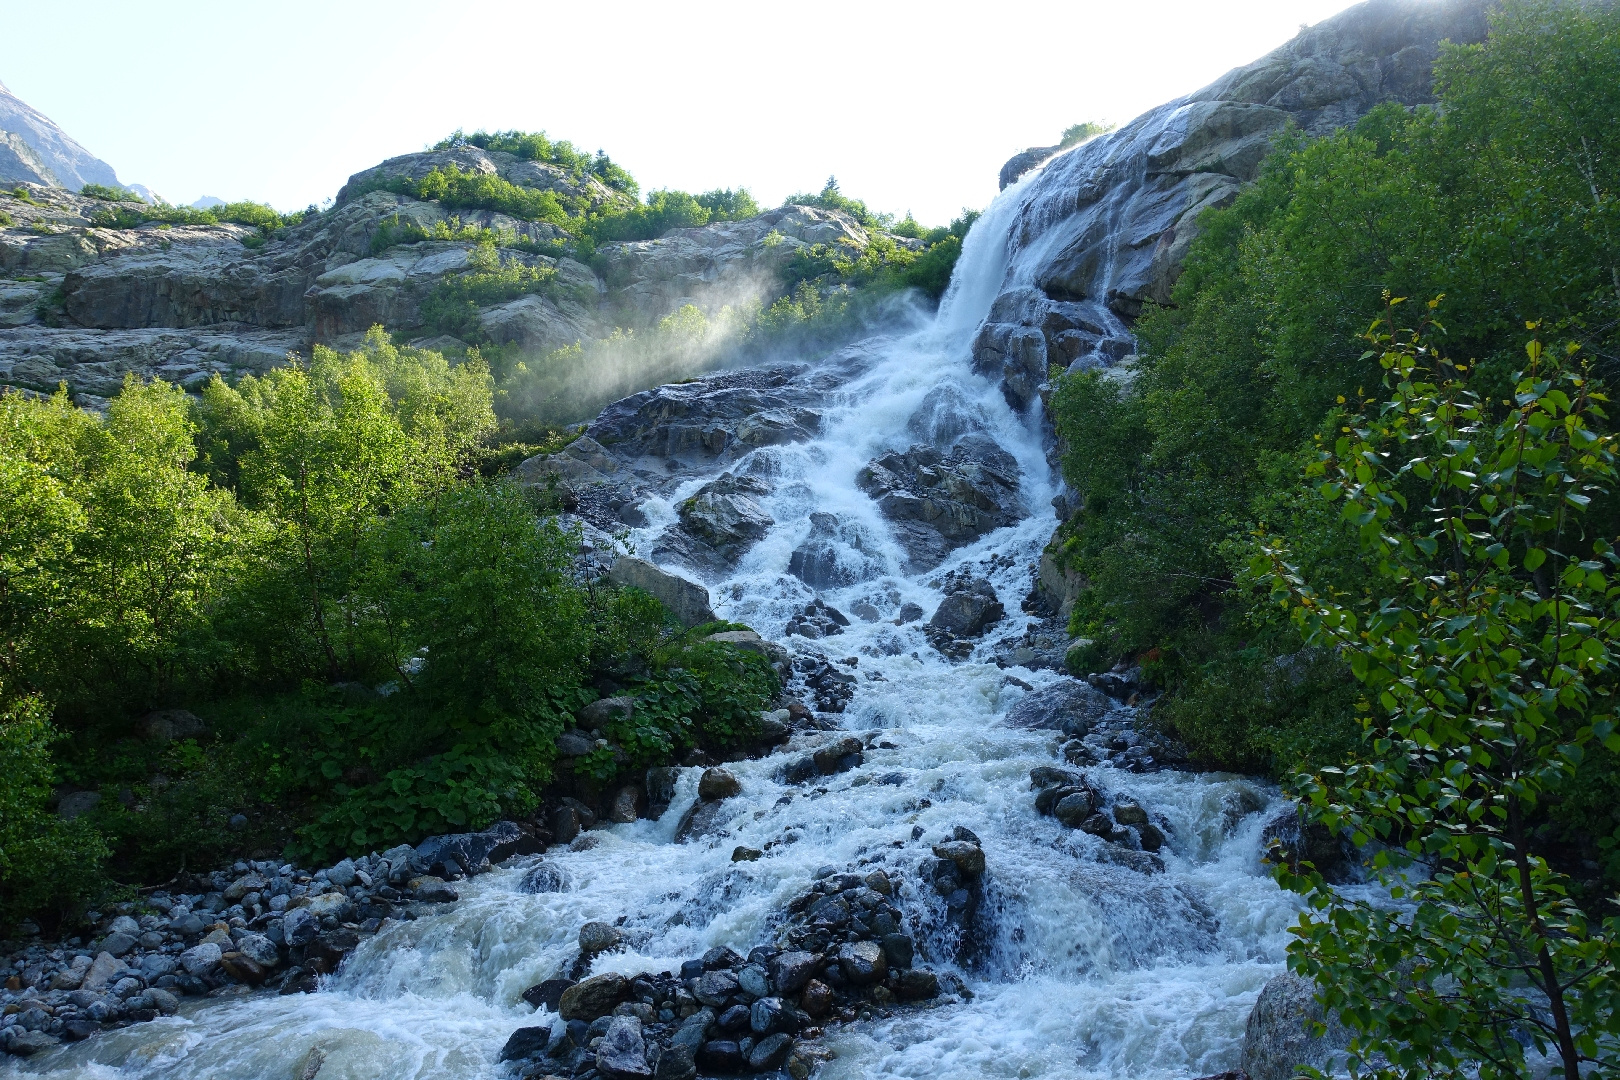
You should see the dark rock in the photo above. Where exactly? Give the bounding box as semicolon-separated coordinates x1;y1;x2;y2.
413;881;459;903
747;1032;793;1072
768;951;818;995
500;1025;554;1062
415;820;535;876
749;995;788;1034
1054;791;1097;828
857;440;1020;571
927;575;1005;638
654;1042;697;1080
698;1039;743;1072
1005;679;1113;735
220;950;268;983
1260;804;1348;879
800;979;833;1018
61;1017;101;1042
931;840;986;877
1030;765;1088;789
731;846;763;862
784;597;851;638
557;729;596;757
694;969;739;1007
1241;972;1350;1080
100;932;137;957
881;934;914;970
579;921;624;956
607;556;716;628
580;695;636;728
894;969;940;1001
136;708;206;744
608;784;643;824
646;766;681;811
896;602;924;624
523;978;575;1011
559;971;628;1021
676;472;775;564
836;940;887;985
520;862;570;894
675;799;731;843
1138;822;1166;852
812;737;864;775
718;1003;751;1032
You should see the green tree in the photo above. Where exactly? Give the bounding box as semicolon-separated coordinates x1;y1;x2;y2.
1255;307;1620;1079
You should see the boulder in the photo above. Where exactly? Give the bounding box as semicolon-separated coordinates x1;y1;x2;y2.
522;977;575;1011
282;907;318;947
676;473;775;563
856;439;1021;571
606;556;716;628
697;767;741;802
137;708;206;744
559;971;628;1021
499;1025;553;1062
580;695;636;729
932;840;986;878
747;1032;793;1072
180;942;223;977
836;940;888;985
703;630;790;666
1004;678;1114;735
928;575;1005;638
414;819;537;876
769;951;819;995
609;784;643;823
80;951;125;992
597;1015;652;1078
1241;972;1351;1080
579;921;624;956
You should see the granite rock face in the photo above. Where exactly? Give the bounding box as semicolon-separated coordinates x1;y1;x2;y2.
976;0;1491;400
0;78;125;191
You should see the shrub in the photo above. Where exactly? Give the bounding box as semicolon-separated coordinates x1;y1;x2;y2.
79;183;141;203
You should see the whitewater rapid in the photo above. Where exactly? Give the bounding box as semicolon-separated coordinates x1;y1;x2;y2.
5;173;1306;1080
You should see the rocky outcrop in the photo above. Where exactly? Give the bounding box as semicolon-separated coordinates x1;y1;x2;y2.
855;434;1021;572
333;145;632;215
971;0;1491;399
0;132;58;189
1240;972;1352;1080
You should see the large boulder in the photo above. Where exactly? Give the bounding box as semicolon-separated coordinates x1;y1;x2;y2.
558;971;628;1021
1004;678;1115;735
857;436;1021;572
673;472;775;565
927;573;1005;638
606;556;716;628
1241;972;1352;1080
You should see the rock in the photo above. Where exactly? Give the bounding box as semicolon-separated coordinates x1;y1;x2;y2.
769;951;818;995
609;784;643;824
675;799;732;844
895;968;940;1001
698;767;741;802
581;695;636;728
697;1040;743;1072
56;790;101;820
856;440;1020;571
2;1028;59;1056
881;933;915;970
645;766;681;809
676;473;775;564
219;950;268;984
223;873;267;902
235;933;280;968
597;1015;652;1078
282;908;318;947
1260;804;1348;879
579;921;624;956
499;1025;553;1062
80;951;125;992
1241;972;1351;1080
522;978;575;1011
927;574;1005;638
136;708;206;744
1137;822;1166;852
784;598;851;639
413;881;458;903
812;736;864;775
704;631;790;667
694;969;740;1007
1078;812;1117;839
836;940;888;985
654;1041;697;1080
931;840;986;878
179;942;223;977
1005;679;1114;735
100;932;137;957
896;602;925;624
732;846;763;862
559;971;627;1021
520;862;570;894
414;819;537;875
1113;802;1149;826
556;729;595;757
606;556;715;628
800;979;833;1018
748;1032;793;1071
325;859;357;888
749;995;786;1034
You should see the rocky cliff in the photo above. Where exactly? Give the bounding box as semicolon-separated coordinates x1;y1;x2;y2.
971;0;1490;410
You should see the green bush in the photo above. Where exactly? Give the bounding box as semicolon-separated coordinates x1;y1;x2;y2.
419;240;563;341
436;129;639;196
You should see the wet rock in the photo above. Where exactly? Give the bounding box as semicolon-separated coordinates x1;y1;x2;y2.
1078;812;1117;839
769;951;818;995
559;971;628;1021
881;933;914;970
179;942;222;977
800;979;833;1018
580;921;624;956
654;1041;697;1080
1005;679;1114;735
676;473;775;564
784;597;850;639
597;1014;652;1078
1053;791;1097;827
927;573;1005;638
2;1029;59;1056
703;946;745;970
836;940;887;985
697;1039;743;1071
1241;971;1351;1080
675;799;732;843
718;1003;751;1032
896;602;925;624
856;438;1021;571
609;784;643;824
282;908;318;947
812;736;864;775
694;969;739;1007
1137;822;1166;852
500;1025;553;1062
1260;804;1349;880
645;766;681;813
894;969;940;1001
413;881;459;903
219;950;268;984
1113;802;1148;826
931;840;986;878
606;556;716;629
731;846;763;862
737;964;770;1000
523;977;575;1011
697;767;741;802
748;1032;793;1071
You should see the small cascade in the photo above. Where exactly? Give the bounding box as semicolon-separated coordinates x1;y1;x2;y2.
4;170;1304;1080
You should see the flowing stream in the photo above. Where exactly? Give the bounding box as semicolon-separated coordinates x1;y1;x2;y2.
6;173;1305;1080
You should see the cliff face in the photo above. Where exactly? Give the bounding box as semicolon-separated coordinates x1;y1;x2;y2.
0;79;123;192
970;0;1490;410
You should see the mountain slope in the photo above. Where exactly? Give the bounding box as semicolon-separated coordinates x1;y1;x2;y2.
0;77;122;191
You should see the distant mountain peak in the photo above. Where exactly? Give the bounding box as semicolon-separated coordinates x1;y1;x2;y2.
0;78;126;192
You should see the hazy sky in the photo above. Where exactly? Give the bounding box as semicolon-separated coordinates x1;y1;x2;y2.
1;0;1358;225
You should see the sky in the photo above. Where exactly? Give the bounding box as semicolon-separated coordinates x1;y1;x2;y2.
0;0;1359;226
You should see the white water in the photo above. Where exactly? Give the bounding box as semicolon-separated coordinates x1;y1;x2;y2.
5;174;1304;1080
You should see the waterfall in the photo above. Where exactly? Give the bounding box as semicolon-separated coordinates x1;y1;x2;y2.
6;177;1305;1080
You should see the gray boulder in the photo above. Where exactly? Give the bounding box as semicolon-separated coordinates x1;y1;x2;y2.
1004;679;1115;735
596;1015;652;1078
675;473;775;564
928;576;1005;638
179;942;223;977
579;921;624;956
1241;971;1351;1080
606;556;716;628
857;438;1021;572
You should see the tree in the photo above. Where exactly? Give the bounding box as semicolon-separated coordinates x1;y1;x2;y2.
1255;302;1620;1079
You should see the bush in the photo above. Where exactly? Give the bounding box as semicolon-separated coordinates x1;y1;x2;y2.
78;183;141;203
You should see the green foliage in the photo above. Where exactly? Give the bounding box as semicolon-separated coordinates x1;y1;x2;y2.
1047;0;1620;781
1256;311;1620;1080
436;129;639;195
418;239;563;342
89;198;306;235
79;183;141;203
586;187;760;243
0;210;11;227
1060;121;1114;148
0;695;109;929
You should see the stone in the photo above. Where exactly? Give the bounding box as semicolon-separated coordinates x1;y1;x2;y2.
100;932;137;957
1054;792;1097;828
812;736;864;775
606;556;715;628
522;978;575;1012
1138;822;1166;852
325;859;357;888
932;840;986;878
1005;679;1114;735
609;785;642;824
645;766;681;808
2;1028;59;1056
219;950;267;984
676;473;775;563
223;873;267;902
179;942;223;977
836;940;887;985
768;951;818;995
928;577;1005;638
1241;972;1351;1080
857;440;1021;571
737;964;770;1000
895;969;940;1001
800;979;832;1017
235;933;280;968
731;846;763;862
282;907;318;947
694;968;739;1007
697;767;741;802
597;1015;651;1078
698;1040;743;1072
654;1041;697;1080
559;971;627;1021
146;987;179;1015
580;695;636;729
136;708;206;744
705;631;790;667
1113;802;1149;826
414;819;537;875
718;1003;751;1032
748;1032;793;1072
108;914;140;935
579;921;624;956
499;1026;552;1062
413;881;459;903
80;951;125;992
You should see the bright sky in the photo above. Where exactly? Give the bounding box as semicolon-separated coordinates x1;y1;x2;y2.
1;0;1359;225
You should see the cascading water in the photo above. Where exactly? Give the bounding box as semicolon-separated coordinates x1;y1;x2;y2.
6;172;1307;1080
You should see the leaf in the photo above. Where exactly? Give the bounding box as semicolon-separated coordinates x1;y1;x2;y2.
1524;548;1547;571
